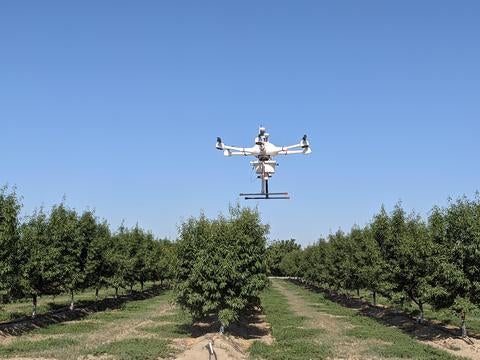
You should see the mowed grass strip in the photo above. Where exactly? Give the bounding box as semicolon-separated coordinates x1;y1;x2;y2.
0;338;78;357
0;284;150;323
31;320;101;335
141;310;192;339
249;283;331;360
356;289;480;335
0;289;192;360
91;338;172;360
281;280;464;360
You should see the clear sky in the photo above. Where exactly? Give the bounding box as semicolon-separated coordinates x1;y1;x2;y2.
1;1;479;246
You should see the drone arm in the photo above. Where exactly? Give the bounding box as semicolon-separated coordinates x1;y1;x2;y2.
277;134;311;154
222;145;259;156
280;143;303;150
226;151;253;156
223;145;249;152
277;148;312;155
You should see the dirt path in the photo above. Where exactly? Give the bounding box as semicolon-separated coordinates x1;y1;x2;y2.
280;280;480;360
173;310;272;360
271;279;383;359
84;302;174;346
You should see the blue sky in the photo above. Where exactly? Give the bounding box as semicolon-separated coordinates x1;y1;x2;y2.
1;1;479;246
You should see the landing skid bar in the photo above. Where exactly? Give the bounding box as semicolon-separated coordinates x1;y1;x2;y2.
244;196;290;200
240;179;289;200
240;192;289;196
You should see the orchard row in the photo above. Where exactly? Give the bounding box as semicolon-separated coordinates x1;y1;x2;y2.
0;187;175;316
277;196;480;337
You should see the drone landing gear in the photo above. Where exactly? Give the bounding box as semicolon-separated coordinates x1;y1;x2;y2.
240;179;289;200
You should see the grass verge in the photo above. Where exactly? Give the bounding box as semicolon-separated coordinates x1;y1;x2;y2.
249;283;330;359
280;280;463;359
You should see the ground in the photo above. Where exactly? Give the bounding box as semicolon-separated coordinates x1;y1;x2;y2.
0;281;479;359
253;279;477;360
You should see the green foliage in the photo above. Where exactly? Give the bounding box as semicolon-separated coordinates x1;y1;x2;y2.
48;203;85;296
0;186;174;317
0;186;22;292
293;194;480;335
18;209;62;298
175;205;268;327
301;239;333;287
266;238;301;276
279;249;303;277
85;218;113;294
150;239;176;285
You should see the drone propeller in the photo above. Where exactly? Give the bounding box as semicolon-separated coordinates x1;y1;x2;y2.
216;137;224;150
300;134;309;148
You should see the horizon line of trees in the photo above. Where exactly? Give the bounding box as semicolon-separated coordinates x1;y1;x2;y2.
278;194;480;338
0;186;175;316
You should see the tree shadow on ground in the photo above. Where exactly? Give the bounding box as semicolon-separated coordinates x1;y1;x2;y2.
290;279;479;343
182;307;270;341
0;286;166;338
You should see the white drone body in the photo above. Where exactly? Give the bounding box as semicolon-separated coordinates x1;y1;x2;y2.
215;127;311;199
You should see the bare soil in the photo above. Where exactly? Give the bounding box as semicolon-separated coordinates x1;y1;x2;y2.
172;309;273;360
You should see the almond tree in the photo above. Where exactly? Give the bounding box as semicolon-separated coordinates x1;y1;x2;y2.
370;205;394;305
429;197;480;337
0;187;21;296
85;217;112;301
19;210;62;316
266;239;300;276
301;239;333;288
107;227;129;297
48;203;83;310
279;249;303;277
356;226;387;306
175;206;268;328
149;239;175;286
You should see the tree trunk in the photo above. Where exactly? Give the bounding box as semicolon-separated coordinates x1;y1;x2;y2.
372;291;377;306
32;294;37;317
417;301;424;324
461;311;467;338
95;288;99;302
140;280;144;292
130;284;133;292
69;289;74;311
356;288;360;297
160;278;163;286
115;287;118;298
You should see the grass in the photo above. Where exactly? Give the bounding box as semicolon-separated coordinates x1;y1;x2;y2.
0;280;467;360
141;310;192;338
355;289;480;335
277;280;463;360
0;338;79;356
31;320;101;335
0;288;193;360
249;283;331;359
92;338;172;360
0;282;157;322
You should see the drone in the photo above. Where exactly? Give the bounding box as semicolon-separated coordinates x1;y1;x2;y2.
215;127;311;199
